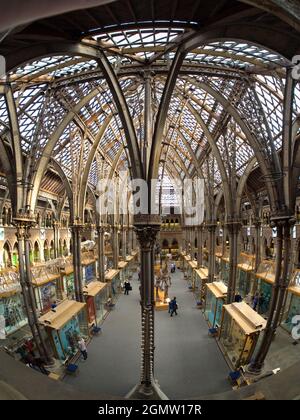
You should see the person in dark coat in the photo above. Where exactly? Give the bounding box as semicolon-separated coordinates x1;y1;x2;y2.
124;280;131;295
170;297;178;317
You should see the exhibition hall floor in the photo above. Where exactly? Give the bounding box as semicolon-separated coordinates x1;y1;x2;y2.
64;271;231;399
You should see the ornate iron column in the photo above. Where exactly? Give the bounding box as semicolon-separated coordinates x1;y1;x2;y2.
97;225;106;283
14;216;53;364
71;221;84;302
226;220;242;304
128;215;167;399
248;216;294;374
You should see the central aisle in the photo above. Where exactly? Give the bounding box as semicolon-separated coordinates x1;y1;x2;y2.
64;270;231;399
155;271;231;398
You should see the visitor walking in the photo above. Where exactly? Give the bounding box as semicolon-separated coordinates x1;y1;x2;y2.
252;292;259;311
170;297;178;317
124;279;131;295
78;336;88;361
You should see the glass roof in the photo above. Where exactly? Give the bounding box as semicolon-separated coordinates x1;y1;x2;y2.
0;29;296;203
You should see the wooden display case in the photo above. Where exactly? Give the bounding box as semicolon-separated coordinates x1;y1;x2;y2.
219;302;266;369
220;250;230;286
281;270;300;334
83;281;109;327
39;299;88;361
194;267;209;302
255;260;276;317
31;263;61;314
105;269;121;302
0;268;27;337
187;259;197;290
204;282;228;328
236;253;256;298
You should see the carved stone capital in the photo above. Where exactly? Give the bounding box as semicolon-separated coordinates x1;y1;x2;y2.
13;216;35;240
134;225;160;251
70;223;84;234
270;215;296;229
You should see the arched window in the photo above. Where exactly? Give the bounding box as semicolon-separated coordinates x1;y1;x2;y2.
44;240;49;261
172;239;178;249
162;239;169;249
50;240;55;259
34;241;40;263
59;239;63;257
12;243;19;267
3;241;12;267
63;239;68;256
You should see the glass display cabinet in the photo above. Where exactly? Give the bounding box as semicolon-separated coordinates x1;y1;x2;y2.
204;282;228;328
83;281;109;327
0;268;27;337
39;299;88;361
188;260;197;290
82;250;96;285
105;269;121;302
236;253;256;298
203;247;209;268
194;267;209;302
182;253;191;279
60;256;75;300
221;250;230;286
255;260;276;317
31;263;60;314
126;254;136;278
118;260;129;286
281;270;300;334
215;246;223;278
219;302;266;369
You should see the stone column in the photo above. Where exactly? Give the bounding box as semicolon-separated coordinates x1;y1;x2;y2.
52;220;60;258
14;217;52;364
129;215;163;399
71;222;84;302
122;226;127;260
127;226;132;255
97;225;106;283
197;225;203;268
226;220;242;304
112;224;119;269
254;218;262;279
207;223;217;283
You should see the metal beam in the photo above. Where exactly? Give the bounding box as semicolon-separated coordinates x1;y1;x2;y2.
148;48;186;204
